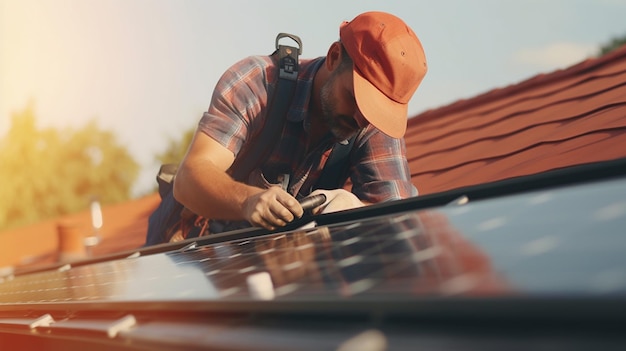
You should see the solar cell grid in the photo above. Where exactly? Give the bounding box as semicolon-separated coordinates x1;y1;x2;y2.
1;177;626;307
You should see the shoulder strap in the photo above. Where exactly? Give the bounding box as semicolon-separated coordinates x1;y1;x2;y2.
230;33;302;182
314;135;357;190
230;32;356;190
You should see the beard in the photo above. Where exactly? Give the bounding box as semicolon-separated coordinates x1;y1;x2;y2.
319;74;360;141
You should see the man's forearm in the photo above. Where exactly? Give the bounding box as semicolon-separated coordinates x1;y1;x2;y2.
172;158;261;221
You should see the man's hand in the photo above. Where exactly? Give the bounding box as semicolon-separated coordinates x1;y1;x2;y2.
308;189;365;215
242;186;304;230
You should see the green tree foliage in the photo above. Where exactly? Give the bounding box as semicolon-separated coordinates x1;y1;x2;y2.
0;104;139;230
155;127;195;166
599;33;626;56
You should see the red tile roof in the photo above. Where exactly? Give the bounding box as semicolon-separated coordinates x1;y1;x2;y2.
0;194;161;269
407;44;626;194
2;45;626;270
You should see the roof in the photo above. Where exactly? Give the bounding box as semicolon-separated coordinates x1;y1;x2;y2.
0;194;160;269
406;44;626;195
2;44;626;270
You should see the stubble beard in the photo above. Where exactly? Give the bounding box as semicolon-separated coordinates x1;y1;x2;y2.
319;75;359;141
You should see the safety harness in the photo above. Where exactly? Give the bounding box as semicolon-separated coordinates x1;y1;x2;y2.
146;33;355;245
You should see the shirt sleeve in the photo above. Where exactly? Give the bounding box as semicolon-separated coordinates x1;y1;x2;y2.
198;56;273;157
349;129;419;202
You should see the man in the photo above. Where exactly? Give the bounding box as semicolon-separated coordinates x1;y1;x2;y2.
171;11;427;237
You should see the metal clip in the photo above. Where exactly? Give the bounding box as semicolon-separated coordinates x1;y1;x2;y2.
275;33;302;81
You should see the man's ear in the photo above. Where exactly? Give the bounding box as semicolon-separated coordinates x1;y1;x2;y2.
325;41;343;72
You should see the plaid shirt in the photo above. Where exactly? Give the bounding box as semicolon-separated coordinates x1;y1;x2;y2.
199;55;418;205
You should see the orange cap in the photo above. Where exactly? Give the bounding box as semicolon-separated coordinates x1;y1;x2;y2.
340;12;427;138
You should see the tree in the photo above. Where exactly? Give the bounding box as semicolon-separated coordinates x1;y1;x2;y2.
599;33;626;56
0;104;139;230
155;127;195;166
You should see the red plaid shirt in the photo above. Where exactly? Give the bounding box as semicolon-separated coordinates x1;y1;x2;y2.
199;55;417;204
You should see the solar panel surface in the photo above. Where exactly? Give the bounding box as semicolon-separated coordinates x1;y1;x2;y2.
2;177;625;306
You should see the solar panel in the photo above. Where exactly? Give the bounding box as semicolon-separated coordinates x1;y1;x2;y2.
2;174;626;350
1;176;625;308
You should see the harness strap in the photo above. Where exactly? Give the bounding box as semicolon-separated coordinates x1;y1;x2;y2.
230;33;302;182
314;135;356;190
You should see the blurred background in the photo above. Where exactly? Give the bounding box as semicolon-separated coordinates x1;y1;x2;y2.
1;0;625;231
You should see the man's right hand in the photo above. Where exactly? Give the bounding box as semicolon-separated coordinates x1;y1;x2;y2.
242;186;304;230
175;131;304;230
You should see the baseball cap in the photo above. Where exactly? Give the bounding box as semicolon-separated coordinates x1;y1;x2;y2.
340;12;427;138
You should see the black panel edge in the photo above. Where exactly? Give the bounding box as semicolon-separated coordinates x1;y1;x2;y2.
311;156;626;226
12;156;626;276
1;296;626;326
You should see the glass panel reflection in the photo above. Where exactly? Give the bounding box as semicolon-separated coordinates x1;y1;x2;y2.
1;177;625;306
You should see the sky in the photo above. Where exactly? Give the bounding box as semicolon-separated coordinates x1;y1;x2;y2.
2;0;626;197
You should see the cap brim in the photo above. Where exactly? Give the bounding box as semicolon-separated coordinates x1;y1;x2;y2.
353;68;407;139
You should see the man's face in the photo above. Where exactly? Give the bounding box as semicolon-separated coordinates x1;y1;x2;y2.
319;68;368;141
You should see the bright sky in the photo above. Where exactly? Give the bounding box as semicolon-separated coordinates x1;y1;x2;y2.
2;0;626;196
